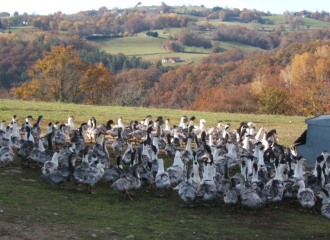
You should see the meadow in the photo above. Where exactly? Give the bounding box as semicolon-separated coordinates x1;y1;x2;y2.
3;26;37;33
90;12;330;66
2;99;329;240
92;30;264;65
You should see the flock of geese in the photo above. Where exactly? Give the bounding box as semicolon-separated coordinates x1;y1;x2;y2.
0;115;330;219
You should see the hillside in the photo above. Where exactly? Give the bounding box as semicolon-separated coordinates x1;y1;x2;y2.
92;30;263;65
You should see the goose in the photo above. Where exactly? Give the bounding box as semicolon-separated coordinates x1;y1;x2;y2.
177;168;196;206
233;173;262;212
163;119;171;137
294;179;317;212
58;143;76;167
309;162;324;195
76;160;106;194
0;120;6;138
41;152;59;175
122;141;134;165
90;139;110;170
265;158;285;208
0;126;16;148
320;189;330;219
178;116;188;130
111;150;142;200
155;158;171;195
255;126;267;141
42;152;75;189
140;141;151;167
71;125;85;155
0;145;14;168
165;134;175;159
70;146;91;190
35;132;55;168
180;136;193;165
53;122;60;132
154;125;166;149
86;117;99;142
150;145;159;176
130;123;147;143
42;122;54;148
293;156;306;179
194;134;207;161
223;178;240;211
190;152;201;189
91;132;104;157
54;124;68;148
195;153;217;204
142;115;152;129
139;151;154;191
216;163;231;200
104;120;118;139
102;156;124;185
32;115;44;136
193;118;207;137
17;126;35;166
65;116;75;134
111;127;124;154
27;137;46;164
250;163;269;204
10;122;21;147
167;151;185;186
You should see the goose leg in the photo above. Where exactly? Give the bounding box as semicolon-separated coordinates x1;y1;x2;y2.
124;188;131;200
237;205;244;213
265;203;272;211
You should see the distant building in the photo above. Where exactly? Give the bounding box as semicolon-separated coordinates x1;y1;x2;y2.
162;57;180;63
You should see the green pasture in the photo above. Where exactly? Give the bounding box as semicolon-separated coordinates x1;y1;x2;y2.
3;26;37;33
0;99;329;239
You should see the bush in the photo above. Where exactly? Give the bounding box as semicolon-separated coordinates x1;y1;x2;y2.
146;31;159;37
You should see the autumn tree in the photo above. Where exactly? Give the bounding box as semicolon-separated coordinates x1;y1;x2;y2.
80;62;116;105
12;45;88;103
281;45;330;116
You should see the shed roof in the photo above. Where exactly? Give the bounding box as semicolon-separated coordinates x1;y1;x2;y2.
305;115;330;126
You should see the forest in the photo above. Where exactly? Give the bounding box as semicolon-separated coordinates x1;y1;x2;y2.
2;4;330;116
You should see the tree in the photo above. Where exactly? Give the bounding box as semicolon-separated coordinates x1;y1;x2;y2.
80;62;116;105
13;11;19;16
281;45;330;116
12;46;88;103
212;41;222;53
160;2;170;13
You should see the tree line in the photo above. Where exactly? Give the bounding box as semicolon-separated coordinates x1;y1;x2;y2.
10;38;330;116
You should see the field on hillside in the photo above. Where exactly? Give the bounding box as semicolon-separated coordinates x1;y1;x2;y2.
2;99;328;240
3;26;37;33
89;12;330;66
91;30;264;65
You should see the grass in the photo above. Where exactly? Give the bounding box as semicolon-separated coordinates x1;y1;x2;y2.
90;30;263;65
3;26;37;33
1;99;329;239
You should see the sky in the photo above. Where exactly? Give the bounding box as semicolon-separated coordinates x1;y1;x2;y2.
0;0;329;16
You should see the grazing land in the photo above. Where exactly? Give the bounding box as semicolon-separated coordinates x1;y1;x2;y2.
92;31;264;65
1;99;328;240
3;26;37;33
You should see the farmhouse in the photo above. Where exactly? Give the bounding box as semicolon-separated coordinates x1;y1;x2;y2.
162;57;180;63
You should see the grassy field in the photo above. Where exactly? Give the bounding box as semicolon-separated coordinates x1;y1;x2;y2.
1;99;329;239
91;31;263;65
3;26;37;33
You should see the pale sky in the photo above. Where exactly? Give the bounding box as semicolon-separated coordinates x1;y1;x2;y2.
0;0;329;16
